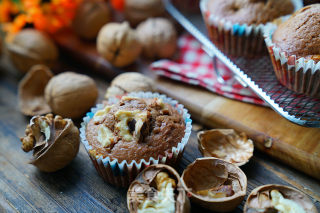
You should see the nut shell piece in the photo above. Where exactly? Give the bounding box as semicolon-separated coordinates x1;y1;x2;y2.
105;73;156;99
20;114;80;172
44;72;98;119
6;29;58;73
181;157;247;212
244;184;317;213
198;129;253;166
137;18;177;59
72;0;111;40
18;65;53;116
97;22;142;67
124;0;165;26
127;164;190;213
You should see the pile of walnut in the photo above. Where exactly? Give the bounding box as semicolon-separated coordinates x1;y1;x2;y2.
18;65;98;118
20;114;80;172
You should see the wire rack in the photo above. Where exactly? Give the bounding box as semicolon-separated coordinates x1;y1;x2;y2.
164;0;320;128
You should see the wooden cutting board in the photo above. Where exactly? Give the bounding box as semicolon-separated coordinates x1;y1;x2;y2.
52;30;320;180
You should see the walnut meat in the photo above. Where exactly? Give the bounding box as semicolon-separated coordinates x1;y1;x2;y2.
105;73;156;99
18;65;53;116
137;18;177;59
44;72;98;119
72;0;111;40
124;0;165;26
127;164;190;213
20;114;80;172
244;184;317;213
97;22;141;67
6;29;58;73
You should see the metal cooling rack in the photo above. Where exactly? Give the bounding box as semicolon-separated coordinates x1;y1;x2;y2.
164;0;320;128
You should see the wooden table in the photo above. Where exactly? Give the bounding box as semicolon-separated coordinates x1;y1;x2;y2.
0;56;319;212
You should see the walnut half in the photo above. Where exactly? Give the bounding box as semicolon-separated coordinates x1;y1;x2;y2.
20;114;80;172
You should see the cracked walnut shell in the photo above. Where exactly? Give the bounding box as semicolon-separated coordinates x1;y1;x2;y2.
105;73;156;99
198;129;254;166
244;184;317;213
72;0;111;40
44;72;98;119
127;164;190;213
137;18;177;59
20;114;80;172
18;65;53;116
181;157;247;212
6;29;58;73
97;22;142;67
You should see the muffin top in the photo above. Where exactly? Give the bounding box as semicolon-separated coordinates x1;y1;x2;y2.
208;0;294;25
272;4;320;60
86;96;185;163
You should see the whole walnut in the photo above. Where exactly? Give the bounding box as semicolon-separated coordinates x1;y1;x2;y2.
125;0;165;26
105;72;156;99
97;22;141;67
44;72;98;119
73;0;112;40
6;29;58;73
137;18;177;59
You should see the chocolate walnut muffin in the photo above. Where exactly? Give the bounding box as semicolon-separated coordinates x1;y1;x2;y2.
208;0;294;25
272;4;320;61
86;96;186;163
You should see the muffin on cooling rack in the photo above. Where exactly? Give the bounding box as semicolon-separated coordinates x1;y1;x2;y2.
264;4;320;98
200;0;300;57
80;92;191;187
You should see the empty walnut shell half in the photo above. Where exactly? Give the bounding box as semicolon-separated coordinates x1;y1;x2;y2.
18;65;53;116
127;164;190;213
198;129;254;166
20;114;80;172
6;29;58;73
105;73;156;99
181;157;247;212
244;184;317;213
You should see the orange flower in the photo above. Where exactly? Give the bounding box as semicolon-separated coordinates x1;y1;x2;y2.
1;0;82;35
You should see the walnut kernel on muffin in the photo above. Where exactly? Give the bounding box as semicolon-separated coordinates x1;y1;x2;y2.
86;96;186;163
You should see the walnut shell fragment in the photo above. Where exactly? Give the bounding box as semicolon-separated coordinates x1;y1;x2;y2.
97;22;142;67
137;18;177;59
181;157;247;212
18;65;53;116
6;29;58;73
72;0;112;40
198;129;254;166
44;72;98;119
127;164;190;213
105;73;156;99
20;114;80;172
244;184;317;213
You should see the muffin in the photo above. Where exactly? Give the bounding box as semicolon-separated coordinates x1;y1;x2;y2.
80;92;192;187
265;4;320;98
200;0;299;57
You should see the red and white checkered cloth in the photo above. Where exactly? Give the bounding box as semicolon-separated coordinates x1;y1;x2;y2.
150;34;267;106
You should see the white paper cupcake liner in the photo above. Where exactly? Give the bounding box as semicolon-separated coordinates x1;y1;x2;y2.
80;92;192;187
264;24;320;98
200;0;303;57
